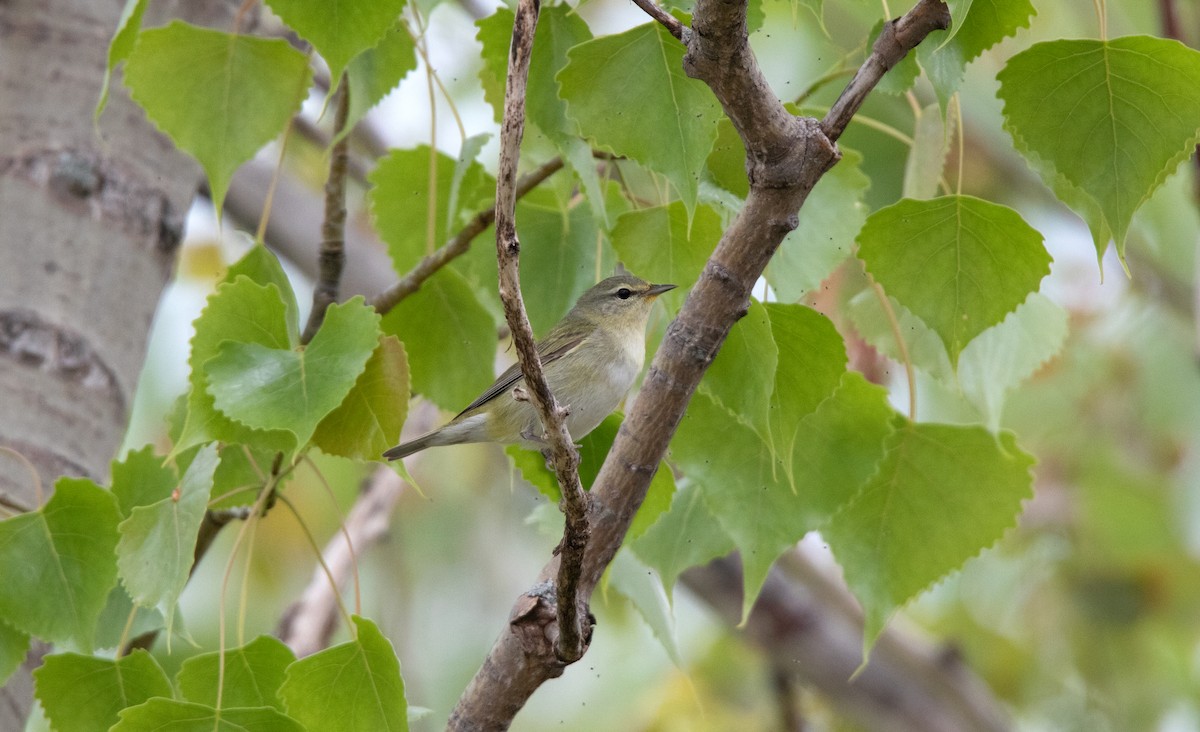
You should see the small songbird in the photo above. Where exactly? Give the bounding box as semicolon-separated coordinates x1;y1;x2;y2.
383;272;676;460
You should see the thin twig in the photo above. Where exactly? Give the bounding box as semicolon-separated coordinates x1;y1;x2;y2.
301;76;351;345
821;1;952;142
630;0;688;41
491;0;590;665
368;156;564;315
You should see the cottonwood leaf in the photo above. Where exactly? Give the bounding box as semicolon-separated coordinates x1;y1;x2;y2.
631;485;734;600
34;651;172;732
559;22;722;218
124;22;310;212
857;196;1050;364
825;422;1034;653
902;105;947;200
313;336;410;460
958;293;1068;430
113;699;304;731
611;202;722;311
0;623;29;686
265;0;406;83
699;301;776;440
206;298;381;452
380;268;495;412
609;550;680;665
174;272;295;458
769;149;870;302
279;616;408;732
507;201;600;335
919;0;1036;106
369;146;495;276
177;635;296;710
111;445;177;517
0;478;120;650
845;287;955;383
344;23;417;141
116;444;218;636
673;393;797;620
766;302;848;462
225;244;301;345
997;36;1200;266
96;0;149;118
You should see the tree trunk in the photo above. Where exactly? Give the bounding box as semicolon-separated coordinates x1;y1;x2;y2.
0;0;238;724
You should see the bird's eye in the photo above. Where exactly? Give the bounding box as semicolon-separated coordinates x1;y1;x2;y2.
616;288;633;300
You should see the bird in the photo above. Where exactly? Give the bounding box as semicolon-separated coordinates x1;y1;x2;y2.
383;272;676;460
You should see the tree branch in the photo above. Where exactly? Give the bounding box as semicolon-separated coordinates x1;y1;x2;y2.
449;0;951;728
630;0;688;41
490;0;591;668
301;77;351;344
367;156;564;316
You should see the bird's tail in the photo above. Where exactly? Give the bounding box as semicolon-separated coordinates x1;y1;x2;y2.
382;415;487;461
382;435;434;461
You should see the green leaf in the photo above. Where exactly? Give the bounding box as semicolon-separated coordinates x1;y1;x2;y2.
96;0;149;118
111;445;177;517
902;105;946;200
206;298;382;452
344;23;418;140
225;245;301;345
768;148;870;302
919;0;1036;106
699;301;776;439
506;413;675;540
369;145;495;276
957;293;1068;431
706;118;749;199
997;36;1200;265
113;699;305;731
265;0;406;82
608;550;680;665
0;621;29;686
559;22;722;217
631;485;734;599
845;288;954;383
0;478;120;650
673;393;796;618
175;269;295;457
825;422;1034;651
380;268;495;412
788;373;896;519
873;20;920;96
34;651;172;732
765;302;848;461
313;335;411;460
279;616;408;732
124;22;311;212
510;201;602;335
209;443;286;510
177;636;296;710
93;584;166;651
610;201;722;311
116;444;218;636
857;196;1050;364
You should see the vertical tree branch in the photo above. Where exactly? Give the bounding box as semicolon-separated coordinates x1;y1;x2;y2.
301;75;351;344
449;0;951;728
492;0;590;669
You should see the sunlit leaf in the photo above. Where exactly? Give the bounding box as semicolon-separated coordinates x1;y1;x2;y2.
124;22;310;211
313;336;411;460
96;0;149;118
265;0;406;82
279;616;408;731
177;636;296;710
997;36;1200;265
0;478;120;650
116;444;218;635
206;299;381;452
560;22;722;217
825;422;1034;651
857;196;1050;364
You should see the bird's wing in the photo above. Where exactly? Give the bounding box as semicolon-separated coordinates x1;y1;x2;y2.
452;328;589;418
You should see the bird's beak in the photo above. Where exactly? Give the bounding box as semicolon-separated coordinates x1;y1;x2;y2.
644;283;677;298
